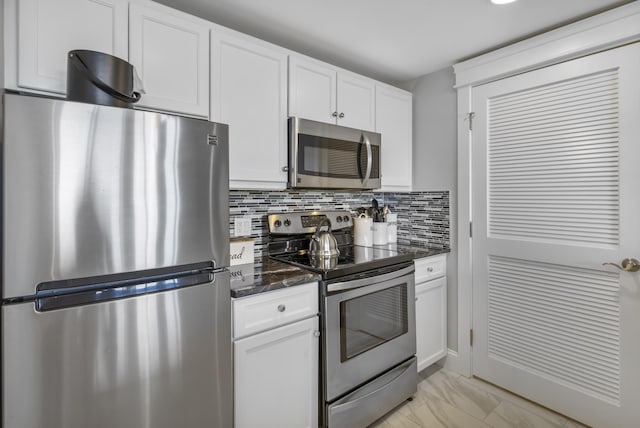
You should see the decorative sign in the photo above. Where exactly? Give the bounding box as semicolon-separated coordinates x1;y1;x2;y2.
230;238;254;266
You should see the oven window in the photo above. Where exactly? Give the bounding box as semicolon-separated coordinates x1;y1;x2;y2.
339;284;408;362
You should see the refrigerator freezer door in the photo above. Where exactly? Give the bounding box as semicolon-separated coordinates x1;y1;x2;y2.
2;94;229;299
2;270;232;428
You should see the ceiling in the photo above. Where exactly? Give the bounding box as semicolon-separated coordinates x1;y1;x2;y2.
153;0;635;85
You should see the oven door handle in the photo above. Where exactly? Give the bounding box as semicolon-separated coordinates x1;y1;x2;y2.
327;264;415;293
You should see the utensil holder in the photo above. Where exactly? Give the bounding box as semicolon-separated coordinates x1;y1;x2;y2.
354;214;373;246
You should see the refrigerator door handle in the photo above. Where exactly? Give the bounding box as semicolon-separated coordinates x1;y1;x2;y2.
34;269;223;312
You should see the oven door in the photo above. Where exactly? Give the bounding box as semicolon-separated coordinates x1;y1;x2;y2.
323;263;415;401
289;117;381;189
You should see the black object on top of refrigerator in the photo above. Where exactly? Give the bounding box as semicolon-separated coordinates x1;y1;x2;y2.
1;93;232;428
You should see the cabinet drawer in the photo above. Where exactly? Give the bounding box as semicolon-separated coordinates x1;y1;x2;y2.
233;282;318;339
414;254;446;283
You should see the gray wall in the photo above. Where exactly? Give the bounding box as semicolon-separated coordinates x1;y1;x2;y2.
402;67;459;352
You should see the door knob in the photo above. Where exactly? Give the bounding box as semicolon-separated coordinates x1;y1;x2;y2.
602;258;640;272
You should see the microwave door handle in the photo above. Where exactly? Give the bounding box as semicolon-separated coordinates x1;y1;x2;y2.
362;133;373;184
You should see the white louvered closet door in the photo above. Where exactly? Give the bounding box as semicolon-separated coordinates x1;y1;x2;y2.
471;43;640;428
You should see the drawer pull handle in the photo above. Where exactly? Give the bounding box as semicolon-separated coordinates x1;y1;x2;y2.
277;304;286;312
427;267;434;272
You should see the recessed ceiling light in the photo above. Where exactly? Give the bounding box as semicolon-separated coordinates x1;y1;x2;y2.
491;0;518;4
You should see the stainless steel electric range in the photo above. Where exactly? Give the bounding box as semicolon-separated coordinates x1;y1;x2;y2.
268;210;418;428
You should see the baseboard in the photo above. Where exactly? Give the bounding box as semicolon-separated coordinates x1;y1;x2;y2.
440;348;471;377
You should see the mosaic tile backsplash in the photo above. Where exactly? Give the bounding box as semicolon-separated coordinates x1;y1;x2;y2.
230;190;449;262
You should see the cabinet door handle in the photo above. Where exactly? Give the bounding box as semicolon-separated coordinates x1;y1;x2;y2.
314;330;320;337
332;111;338;118
277;304;286;312
282;166;289;172
427;267;434;272
338;112;345;118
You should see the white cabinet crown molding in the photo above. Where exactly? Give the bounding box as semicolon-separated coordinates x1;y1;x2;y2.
453;2;640;88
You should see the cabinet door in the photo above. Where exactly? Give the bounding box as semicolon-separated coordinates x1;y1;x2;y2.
376;84;413;191
211;30;288;189
415;276;447;372
235;317;319;428
289;56;337;125
337;71;376;131
129;2;209;117
15;0;128;94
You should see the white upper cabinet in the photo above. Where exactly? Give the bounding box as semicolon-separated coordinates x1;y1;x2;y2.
337;71;376;131
289;55;375;131
129;2;210;117
9;0;128;94
289;56;337;125
376;83;413;191
211;29;288;190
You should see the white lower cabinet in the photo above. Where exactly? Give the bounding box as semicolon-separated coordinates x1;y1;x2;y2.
233;282;319;428
414;255;447;371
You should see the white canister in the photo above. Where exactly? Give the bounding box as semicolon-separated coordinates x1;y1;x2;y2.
386;213;398;243
372;222;388;246
353;214;373;246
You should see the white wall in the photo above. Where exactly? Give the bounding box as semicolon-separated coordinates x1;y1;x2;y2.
403;67;459;351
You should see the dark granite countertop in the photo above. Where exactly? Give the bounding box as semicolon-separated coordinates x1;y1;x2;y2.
229;258;321;298
372;243;450;260
230;245;448;298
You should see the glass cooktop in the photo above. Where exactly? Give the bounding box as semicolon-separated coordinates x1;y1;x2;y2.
270;244;413;280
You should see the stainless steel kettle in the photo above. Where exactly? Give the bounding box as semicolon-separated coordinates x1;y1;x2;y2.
309;218;340;269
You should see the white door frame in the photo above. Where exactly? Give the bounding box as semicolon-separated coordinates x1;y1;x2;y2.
446;2;640;377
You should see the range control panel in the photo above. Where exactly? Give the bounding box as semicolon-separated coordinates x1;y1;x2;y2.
268;211;353;235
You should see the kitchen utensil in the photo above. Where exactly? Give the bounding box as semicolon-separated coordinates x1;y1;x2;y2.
371;198;383;222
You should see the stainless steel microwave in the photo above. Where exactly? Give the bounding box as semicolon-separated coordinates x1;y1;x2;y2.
288;117;381;190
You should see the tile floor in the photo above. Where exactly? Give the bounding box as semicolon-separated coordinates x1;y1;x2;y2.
370;365;590;428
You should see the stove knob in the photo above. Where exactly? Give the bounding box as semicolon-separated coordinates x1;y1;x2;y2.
284;219;291;227
273;220;282;228
336;216;342;223
343;215;350;223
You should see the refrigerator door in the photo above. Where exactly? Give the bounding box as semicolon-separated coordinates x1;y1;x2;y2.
2;94;229;299
2;270;232;428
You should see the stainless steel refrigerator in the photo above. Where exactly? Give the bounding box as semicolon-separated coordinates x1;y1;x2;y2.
1;93;232;428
